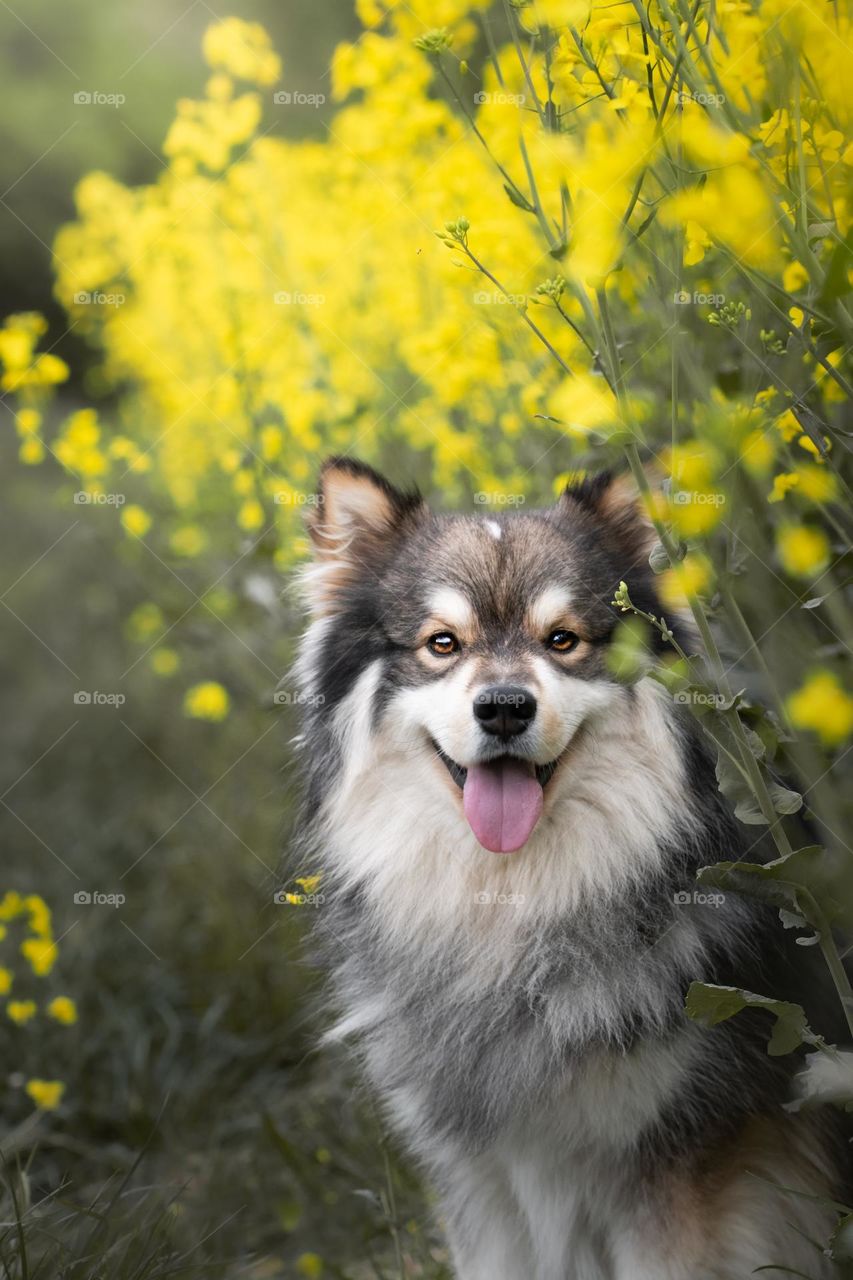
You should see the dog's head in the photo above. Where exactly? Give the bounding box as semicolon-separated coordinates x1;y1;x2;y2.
299;457;681;855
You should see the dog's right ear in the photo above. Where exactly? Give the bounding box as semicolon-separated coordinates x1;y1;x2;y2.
303;457;425;614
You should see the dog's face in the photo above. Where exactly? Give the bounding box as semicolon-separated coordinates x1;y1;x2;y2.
302;459;671;854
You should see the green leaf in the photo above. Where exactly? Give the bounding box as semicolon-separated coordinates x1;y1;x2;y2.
768;781;803;815
817;230;853;307
697;846;853;931
685;982;812;1055
503;183;535;212
830;1212;853;1262
714;748;768;824
648;541;672;574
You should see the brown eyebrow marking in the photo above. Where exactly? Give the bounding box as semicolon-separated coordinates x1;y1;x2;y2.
417;588;479;647
525;586;589;640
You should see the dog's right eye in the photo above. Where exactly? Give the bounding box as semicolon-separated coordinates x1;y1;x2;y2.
427;632;459;656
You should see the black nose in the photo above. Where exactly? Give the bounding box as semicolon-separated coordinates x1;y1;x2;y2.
473;685;537;739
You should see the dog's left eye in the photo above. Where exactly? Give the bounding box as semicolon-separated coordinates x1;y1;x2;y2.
427;632;459;656
547;629;579;653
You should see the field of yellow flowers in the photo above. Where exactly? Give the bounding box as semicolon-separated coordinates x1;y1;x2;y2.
1;0;851;1275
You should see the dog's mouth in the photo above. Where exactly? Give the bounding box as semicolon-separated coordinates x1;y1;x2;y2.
432;743;564;855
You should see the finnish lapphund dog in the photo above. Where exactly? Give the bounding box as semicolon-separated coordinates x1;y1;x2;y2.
292;457;850;1279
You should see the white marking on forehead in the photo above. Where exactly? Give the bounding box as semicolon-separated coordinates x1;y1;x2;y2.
485;520;502;540
427;586;475;632
528;585;573;633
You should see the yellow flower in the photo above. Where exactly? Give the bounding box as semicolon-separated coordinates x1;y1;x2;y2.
127;602;165;642
149;647;180;677
184;681;230;721
25;1079;65;1110
295;875;322;894
7;1000;37;1024
21;937;56;976
202;18;281;85
768;472;799;502
777;524;830;577
296;1255;324;1278
658;554;713;611
787;671;853;747
121;505;152;538
25;894;52;938
237;499;265;531
549;373;619;436
795;464;836;502
19;438;45;464
783;260;808;292
170;524;207;557
0;891;24;921
0;968;12;996
47;996;78;1025
740;429;774;475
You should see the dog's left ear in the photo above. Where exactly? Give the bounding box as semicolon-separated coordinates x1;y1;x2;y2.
556;470;658;562
303;457;425;613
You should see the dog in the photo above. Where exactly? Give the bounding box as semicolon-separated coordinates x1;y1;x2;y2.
292;457;850;1279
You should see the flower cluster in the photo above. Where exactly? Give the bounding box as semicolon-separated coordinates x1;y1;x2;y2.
1;891;76;1111
0;8;848;791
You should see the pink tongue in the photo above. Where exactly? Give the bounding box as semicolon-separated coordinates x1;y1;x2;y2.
463;758;544;853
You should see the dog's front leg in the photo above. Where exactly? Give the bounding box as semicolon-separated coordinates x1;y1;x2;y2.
438;1152;536;1280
